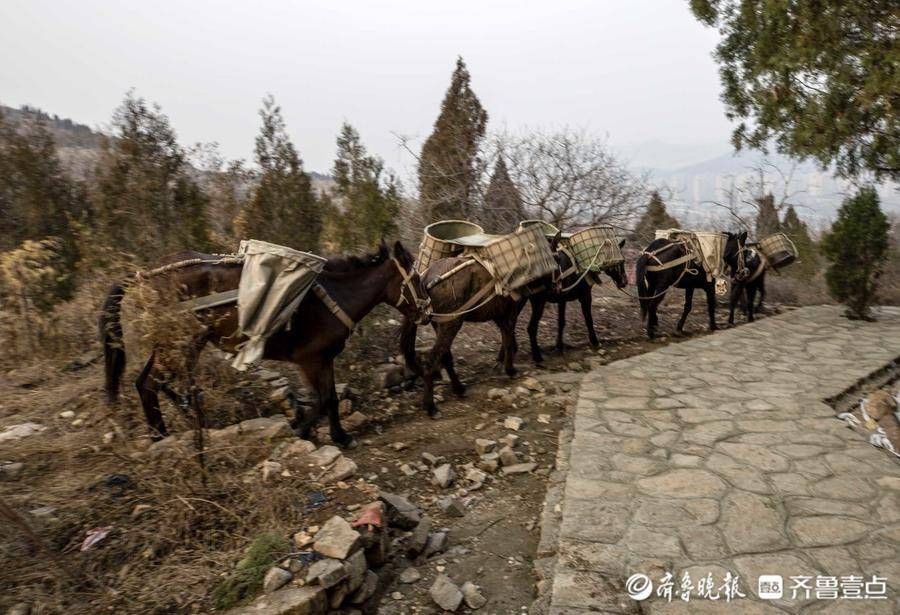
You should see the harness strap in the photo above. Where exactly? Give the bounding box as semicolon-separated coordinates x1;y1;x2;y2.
746;255;767;283
425;258;477;290
181;288;239;312
645;251;698;272
312;283;355;332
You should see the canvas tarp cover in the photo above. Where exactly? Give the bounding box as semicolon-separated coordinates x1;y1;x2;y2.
654;229;727;280
232;239;326;370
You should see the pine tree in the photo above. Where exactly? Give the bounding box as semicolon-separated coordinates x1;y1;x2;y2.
331;123;400;250
754;194;781;238
92;93;210;262
821;187;890;319
236;95;321;252
0;108;86;298
418;57;488;222
632;191;680;245
481;155;523;232
780;206;818;279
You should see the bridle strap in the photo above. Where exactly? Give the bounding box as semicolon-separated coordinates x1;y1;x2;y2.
313;283;356;332
391;256;432;323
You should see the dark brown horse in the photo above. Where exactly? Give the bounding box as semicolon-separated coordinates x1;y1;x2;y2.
725;237;766;325
100;240;425;448
401;257;525;417
635;232;742;339
526;236;628;363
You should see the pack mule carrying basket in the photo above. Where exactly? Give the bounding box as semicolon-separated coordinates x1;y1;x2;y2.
417;220;557;296
757;232;798;270
518;220;624;274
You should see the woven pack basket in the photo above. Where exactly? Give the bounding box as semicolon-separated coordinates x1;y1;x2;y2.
415;220;484;273
518;219;561;239
757;232;798;269
566;226;624;273
417;220;556;295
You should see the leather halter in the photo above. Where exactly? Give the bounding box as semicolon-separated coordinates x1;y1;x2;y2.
390;256;432;324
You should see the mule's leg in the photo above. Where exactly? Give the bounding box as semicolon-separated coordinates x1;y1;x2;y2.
579;290;599;348
746;284;757;322
676;287;694;334
317;359;354;448
293;360;321;441
496;316;518;377
647;295;664;339
441;351;466;396
728;283;740;325
527;295;547;364
555;301;567;352
135;351;168;440
423;321;463;417
705;284;718;331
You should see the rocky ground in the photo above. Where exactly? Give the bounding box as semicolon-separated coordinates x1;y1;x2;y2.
0;288;767;614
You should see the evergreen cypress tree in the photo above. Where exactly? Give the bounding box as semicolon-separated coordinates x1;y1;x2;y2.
92;93;210;262
632;191;680;245
331;123;400;250
780;206;818;279
418;57;488;222
236;95;321;252
754;194;782;238
481;156;523;232
821;187;890;319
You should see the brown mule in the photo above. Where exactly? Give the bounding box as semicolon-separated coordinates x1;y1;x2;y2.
100;240;425;448
401;256;525;417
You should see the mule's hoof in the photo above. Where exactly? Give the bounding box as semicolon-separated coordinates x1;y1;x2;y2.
506;368;518;378
429;410;444;420
342;437;359;450
452;384;467;397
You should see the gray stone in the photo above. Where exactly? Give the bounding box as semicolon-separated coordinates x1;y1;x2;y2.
399;567;421;584
0;461;24;480
503;416;525;430
379;491;421;529
498;446;519;466
313;516;360;560
474;438;496;455
350;569;378;604
407;515;432;556
308;445;341;467
321;456;357;483
461;581;487;609
437;496;466;517
423;531;448;558
720;492;788;553
343;549;367;592
223;586;326;615
432;464;456;488
789;517;874;547
430;574;463;611
305;558;346;588
422;452;444;466
636;469;728;498
502;462;537;475
263;566;293;593
716;442;790;472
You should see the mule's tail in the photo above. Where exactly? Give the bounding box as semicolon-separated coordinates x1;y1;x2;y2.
400;316;421;376
636;255;650;323
99;283;127;403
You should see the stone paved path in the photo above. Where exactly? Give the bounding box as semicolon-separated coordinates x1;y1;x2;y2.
547;306;900;614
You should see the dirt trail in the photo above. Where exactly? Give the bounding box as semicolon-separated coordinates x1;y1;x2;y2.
0;289;762;613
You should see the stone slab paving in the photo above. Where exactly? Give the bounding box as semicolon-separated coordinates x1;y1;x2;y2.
549;306;900;614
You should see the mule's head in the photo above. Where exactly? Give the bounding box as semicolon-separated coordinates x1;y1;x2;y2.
604;239;629;289
383;240;430;322
723;231;749;277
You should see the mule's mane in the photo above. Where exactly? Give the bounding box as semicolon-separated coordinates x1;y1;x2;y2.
321;244;391;277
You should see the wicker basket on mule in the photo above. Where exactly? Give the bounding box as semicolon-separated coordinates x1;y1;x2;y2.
416;219;557;298
519;220;624;285
756;232;798;270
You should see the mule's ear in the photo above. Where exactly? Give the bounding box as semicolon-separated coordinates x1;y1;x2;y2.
739;231;748;243
392;240;406;258
618;238;626;249
550;231;562;251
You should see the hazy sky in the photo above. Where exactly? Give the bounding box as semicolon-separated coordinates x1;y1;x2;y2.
1;0;734;175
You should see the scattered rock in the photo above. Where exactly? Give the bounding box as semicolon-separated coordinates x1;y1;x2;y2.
423;531;448;558
421;452;444;466
59;410;75;419
344;411;368;431
502;462;537;476
477;453;499;474
391;591;404;600
0;461;24;480
432;464;456;488
487;388;506;400
379;365;406;389
498;446;519;467
308;445;342;467
350;570;378;604
399;567;422;584
407;515;432;557
260;460;283;482
537;414;551;424
0;422;46;443
430;574;463;611
437;496;466;517
306;558;347;588
343;549;367;592
263;566;293;593
223;586;326;615
279;440;317;459
400;463;416;476
465;468;487;487
474;439;496;455
314;516;361;560
389;442;408;451
461;581;487;609
522;377;542;391
321;457;357;483
379;491;422;529
499;434;519;448
131;504;153;519
503;416;525;431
